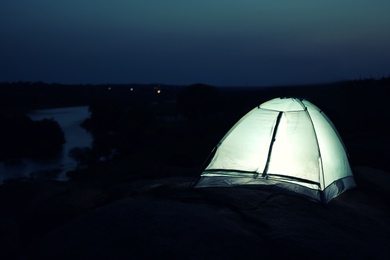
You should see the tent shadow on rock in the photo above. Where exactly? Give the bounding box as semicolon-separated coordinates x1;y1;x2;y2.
195;97;356;204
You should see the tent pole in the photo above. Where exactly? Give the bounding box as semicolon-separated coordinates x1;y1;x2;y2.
261;111;283;178
300;101;327;203
192;146;217;187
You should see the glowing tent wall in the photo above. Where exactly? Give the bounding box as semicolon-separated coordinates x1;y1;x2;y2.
196;98;355;204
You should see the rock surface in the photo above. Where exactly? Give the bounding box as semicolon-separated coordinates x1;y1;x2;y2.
1;166;390;259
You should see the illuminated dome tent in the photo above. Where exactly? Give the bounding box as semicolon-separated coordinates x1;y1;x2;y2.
195;97;356;204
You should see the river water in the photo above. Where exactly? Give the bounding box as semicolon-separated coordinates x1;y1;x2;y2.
0;106;93;184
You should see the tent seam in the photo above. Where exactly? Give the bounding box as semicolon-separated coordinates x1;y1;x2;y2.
300;100;326;203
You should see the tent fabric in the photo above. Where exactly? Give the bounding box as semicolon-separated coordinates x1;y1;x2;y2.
195;97;356;204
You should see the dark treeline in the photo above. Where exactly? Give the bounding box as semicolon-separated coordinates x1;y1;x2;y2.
0;114;65;161
0;81;182;113
67;83;227;182
1;77;389;182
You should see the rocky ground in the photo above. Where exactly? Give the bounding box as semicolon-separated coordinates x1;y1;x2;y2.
0;166;389;259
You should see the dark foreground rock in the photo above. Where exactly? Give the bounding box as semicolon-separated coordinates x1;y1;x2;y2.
1;167;390;259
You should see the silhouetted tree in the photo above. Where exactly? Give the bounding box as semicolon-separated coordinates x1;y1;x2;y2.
84;98;124;132
69;147;92;168
0;114;65;160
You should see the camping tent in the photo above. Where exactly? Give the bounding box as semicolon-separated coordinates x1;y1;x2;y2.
195;97;356;203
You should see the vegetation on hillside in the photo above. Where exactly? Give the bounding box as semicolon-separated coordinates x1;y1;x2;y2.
0;114;65;161
1;77;389;181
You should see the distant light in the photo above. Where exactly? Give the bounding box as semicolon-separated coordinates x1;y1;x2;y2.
157;89;161;94
108;87;112;91
130;88;134;91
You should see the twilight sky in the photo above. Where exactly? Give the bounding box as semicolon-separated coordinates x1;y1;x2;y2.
1;0;390;86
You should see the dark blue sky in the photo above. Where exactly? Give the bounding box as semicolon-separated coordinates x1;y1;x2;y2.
1;1;389;86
